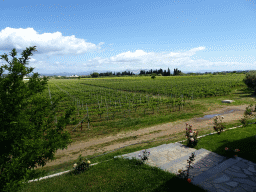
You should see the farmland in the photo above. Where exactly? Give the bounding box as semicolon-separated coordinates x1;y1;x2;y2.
24;74;246;142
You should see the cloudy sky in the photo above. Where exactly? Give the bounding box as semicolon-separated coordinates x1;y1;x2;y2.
0;0;256;75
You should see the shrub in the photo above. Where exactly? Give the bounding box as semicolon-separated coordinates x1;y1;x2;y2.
243;70;256;94
91;72;99;78
151;73;156;79
240;104;255;127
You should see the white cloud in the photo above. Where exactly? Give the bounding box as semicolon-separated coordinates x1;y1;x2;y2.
0;27;103;56
82;46;253;73
81;48;207;71
0;27;252;74
0;27;106;73
114;50;148;58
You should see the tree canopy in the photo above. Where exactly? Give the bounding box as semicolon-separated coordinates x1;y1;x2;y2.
91;72;99;77
0;46;76;192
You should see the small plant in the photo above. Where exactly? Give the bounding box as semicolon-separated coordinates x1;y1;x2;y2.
70;154;91;175
128;149;151;166
245;104;253;116
240;104;255;127
176;152;196;182
213;116;225;135
240;115;249;127
137;149;150;165
185;123;199;148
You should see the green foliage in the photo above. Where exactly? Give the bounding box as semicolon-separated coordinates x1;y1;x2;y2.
151;73;156;79
91;72;99;78
173;68;182;76
0;46;77;192
78;75;245;99
69;154;90;176
240;104;255;127
213;116;225;134
243;70;256;94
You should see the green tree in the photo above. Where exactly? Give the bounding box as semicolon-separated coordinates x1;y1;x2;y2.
0;46;76;192
151;73;156;79
91;72;99;78
173;68;182;76
167;67;170;76
243;70;256;94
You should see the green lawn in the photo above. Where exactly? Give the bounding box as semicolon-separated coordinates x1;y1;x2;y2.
18;118;256;192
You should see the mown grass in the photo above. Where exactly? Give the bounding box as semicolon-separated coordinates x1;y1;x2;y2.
17;118;256;192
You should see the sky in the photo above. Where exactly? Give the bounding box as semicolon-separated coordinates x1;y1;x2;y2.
0;0;256;76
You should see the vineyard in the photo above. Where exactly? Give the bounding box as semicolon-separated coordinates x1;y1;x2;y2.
24;74;246;139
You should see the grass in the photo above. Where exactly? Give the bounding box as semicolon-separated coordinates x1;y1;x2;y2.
17;117;256;192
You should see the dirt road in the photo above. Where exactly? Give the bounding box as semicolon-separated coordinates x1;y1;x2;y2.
34;104;253;169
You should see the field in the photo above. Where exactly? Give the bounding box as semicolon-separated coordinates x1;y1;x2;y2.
24;74;246;143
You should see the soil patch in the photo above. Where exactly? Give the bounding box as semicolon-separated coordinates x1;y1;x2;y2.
34;104;251;169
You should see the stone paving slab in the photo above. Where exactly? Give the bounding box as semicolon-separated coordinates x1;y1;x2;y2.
156;148;214;175
114;143;256;192
114;142;256;192
195;158;256;192
192;157;242;185
113;142;224;177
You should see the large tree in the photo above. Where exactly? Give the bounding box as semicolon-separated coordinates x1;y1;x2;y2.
0;46;76;192
91;72;99;77
243;70;256;94
173;68;182;76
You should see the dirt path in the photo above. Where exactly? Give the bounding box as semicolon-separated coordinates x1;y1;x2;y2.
35;104;252;169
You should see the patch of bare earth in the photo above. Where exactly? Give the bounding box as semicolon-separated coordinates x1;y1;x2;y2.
34;104;252;170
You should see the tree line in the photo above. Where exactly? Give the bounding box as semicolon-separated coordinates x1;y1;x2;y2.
90;68;182;78
51;70;249;79
97;71;135;77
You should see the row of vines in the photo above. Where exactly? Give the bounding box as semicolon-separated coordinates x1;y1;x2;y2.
24;74;246;131
79;74;245;99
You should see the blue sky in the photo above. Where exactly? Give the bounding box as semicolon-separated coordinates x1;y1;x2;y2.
0;0;256;75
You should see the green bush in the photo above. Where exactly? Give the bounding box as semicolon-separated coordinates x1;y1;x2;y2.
91;72;99;78
243;70;256;93
151;73;156;79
